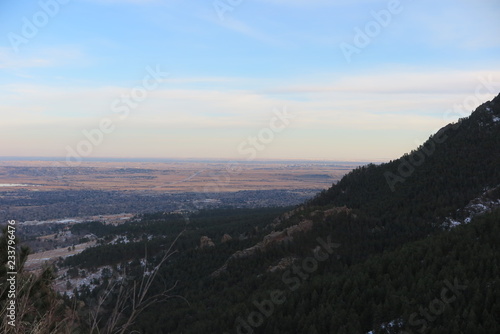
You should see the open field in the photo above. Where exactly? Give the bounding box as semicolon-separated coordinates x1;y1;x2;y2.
0;159;364;193
25;240;97;271
0;159;367;223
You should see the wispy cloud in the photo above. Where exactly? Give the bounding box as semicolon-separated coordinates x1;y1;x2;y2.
4;67;495;135
0;48;50;69
0;46;87;71
200;12;283;46
260;69;500;96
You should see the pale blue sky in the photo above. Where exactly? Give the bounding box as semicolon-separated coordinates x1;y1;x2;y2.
1;0;499;161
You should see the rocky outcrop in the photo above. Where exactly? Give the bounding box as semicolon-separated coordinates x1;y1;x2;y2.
200;236;215;249
271;206;306;227
211;219;314;277
267;257;296;273
221;234;233;243
211;206;355;277
322;206;352;219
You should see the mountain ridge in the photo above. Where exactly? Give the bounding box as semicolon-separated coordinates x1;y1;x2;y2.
213;92;500;269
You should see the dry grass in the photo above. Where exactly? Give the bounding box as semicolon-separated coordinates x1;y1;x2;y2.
25;241;97;271
0;160;357;193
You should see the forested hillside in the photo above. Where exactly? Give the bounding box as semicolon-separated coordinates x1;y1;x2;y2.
311;93;500;228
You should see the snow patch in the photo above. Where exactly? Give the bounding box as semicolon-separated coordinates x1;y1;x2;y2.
59;266;113;298
110;235;130;245
446;218;462;227
0;183;31;187
366;319;403;334
443;185;500;229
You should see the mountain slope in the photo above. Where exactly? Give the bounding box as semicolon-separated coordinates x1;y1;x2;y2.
144;92;500;333
310;93;500;228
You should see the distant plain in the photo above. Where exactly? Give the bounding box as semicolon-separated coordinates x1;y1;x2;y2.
0;159;364;193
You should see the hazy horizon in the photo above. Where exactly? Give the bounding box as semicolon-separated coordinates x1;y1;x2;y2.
0;155;375;164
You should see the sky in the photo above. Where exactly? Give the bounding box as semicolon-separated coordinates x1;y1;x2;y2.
0;0;499;162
